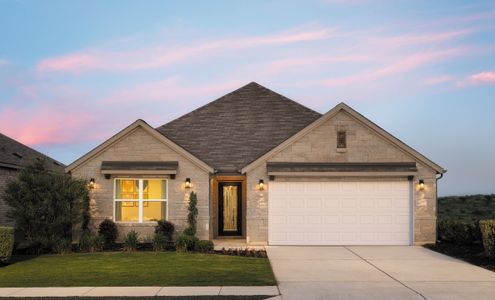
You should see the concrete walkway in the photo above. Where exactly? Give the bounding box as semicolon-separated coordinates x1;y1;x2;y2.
0;286;279;297
266;246;495;300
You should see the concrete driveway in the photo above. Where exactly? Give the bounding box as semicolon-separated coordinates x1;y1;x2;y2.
266;246;495;300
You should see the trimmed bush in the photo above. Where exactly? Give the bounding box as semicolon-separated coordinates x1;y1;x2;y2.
176;233;199;252
79;232;104;252
52;238;72;254
195;240;214;252
98;219;118;248
438;219;481;244
124;230;139;252
480;220;495;259
152;233;167;251
184;192;198;236
155;220;175;241
0;227;14;262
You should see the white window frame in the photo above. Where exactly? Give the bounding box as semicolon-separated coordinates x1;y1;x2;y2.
113;178;168;223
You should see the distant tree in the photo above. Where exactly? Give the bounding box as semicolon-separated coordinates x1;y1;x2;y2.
4;159;90;252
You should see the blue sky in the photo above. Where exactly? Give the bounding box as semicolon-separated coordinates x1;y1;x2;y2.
0;0;494;196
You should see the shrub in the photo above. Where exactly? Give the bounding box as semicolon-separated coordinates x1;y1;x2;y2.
176;233;199;252
124;230;139;252
184;192;198;236
480;220;495;259
152;233;168;251
98;219;118;248
195;240;214;252
438;219;481;244
4;160;89;252
79;231;104;252
0;227;14;263
52;238;72;254
155;220;175;241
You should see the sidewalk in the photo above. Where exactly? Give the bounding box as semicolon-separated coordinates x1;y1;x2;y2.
0;286;280;297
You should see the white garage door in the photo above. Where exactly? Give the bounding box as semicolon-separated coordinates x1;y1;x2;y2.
268;180;412;245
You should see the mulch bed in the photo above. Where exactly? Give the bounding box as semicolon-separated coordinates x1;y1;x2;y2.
425;242;495;272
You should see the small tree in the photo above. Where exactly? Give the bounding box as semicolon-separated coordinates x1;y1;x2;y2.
184;192;198;236
4;159;89;252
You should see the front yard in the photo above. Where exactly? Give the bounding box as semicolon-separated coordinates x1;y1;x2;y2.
0;252;276;287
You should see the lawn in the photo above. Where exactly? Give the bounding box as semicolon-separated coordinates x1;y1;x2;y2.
438;194;495;222
0;252;276;287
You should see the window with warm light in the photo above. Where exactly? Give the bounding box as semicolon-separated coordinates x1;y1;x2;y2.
114;178;167;223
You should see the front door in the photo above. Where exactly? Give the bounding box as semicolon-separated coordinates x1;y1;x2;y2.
218;182;242;236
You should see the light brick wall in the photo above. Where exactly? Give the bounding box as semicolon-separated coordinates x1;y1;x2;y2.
0;168;17;226
71;126;210;241
246;110;438;245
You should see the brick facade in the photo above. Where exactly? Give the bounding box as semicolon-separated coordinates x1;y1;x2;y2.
245;110;438;245
70;126;210;241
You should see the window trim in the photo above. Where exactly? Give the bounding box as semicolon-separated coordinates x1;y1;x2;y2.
113;178;168;223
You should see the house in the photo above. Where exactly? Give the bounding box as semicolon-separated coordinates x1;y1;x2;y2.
0;133;65;226
66;82;446;246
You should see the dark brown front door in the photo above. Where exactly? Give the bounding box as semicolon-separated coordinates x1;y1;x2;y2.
218;182;242;236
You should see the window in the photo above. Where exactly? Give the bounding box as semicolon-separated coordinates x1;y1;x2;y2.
337;131;347;148
114;179;167;223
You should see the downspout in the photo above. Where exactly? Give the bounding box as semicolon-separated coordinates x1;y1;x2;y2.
435;171;445;242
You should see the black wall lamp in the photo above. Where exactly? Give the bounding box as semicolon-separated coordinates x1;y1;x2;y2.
185;178;191;189
418;179;425;190
258;179;265;190
89;178;95;189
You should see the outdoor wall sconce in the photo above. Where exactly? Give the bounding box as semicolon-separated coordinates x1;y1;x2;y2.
418;179;425;190
258;179;265;190
89;178;95;189
185;178;192;189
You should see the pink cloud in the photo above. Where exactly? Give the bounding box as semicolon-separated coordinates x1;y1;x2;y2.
422;75;455;86
37;27;335;73
469;71;495;84
309;47;468;87
457;71;495;88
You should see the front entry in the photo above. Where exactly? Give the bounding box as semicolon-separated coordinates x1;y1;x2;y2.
218;182;242;236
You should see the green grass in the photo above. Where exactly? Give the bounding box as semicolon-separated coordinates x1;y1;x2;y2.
0;252;276;287
438;194;495;222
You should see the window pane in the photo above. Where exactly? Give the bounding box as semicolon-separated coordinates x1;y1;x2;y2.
143;179;166;199
115;201;139;222
143;201;166;221
115;179;139;199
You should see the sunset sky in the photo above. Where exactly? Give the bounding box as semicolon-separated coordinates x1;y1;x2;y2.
0;0;494;196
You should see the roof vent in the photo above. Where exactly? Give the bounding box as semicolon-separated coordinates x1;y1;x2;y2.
12;152;23;159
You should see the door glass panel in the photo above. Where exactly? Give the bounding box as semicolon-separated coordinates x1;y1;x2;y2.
223;185;238;231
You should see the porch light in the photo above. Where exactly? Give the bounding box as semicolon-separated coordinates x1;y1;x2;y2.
418;179;425;190
185;178;191;189
258;179;265;190
89;178;95;189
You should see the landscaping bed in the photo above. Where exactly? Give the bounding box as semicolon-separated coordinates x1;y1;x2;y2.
425;242;495;272
0;252;276;287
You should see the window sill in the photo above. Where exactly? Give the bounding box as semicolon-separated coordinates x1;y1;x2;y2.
336;148;347;153
115;222;158;227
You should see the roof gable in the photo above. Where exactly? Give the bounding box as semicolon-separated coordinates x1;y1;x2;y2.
66;119;213;173
0;133;64;171
241;102;446;174
156;82;321;172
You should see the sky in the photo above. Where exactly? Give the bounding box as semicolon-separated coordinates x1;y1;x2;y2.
0;0;494;196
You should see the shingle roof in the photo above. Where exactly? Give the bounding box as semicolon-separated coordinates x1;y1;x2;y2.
156;82;322;172
0;133;65;172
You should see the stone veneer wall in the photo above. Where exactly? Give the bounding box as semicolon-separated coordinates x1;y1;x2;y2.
246;110;438;245
71;126;210;241
0;167;17;226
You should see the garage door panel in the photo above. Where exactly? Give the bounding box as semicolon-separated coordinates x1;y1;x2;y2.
268;180;411;245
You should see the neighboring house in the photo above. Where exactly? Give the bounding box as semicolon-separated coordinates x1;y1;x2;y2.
67;82;446;246
0;133;65;226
